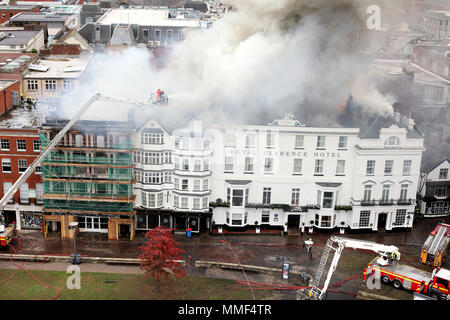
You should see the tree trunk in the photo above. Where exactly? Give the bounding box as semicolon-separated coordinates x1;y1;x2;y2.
155;278;161;293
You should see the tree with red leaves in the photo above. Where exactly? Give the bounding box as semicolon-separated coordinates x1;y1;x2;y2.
138;226;186;293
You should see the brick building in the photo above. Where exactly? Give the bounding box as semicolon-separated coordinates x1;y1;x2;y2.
0;79;20;114
0;5;40;24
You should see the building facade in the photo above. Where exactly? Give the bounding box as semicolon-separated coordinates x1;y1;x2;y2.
418;159;449;217
423;10;450;40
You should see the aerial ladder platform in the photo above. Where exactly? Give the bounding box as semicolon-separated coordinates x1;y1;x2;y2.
420;223;450;267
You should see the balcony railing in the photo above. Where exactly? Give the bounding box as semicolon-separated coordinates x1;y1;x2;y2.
361;199;376;206
379;199;394;206
396;198;415;205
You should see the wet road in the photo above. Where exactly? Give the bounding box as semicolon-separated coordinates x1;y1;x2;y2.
3;215;449;300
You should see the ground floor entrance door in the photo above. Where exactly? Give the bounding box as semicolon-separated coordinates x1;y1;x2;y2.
377;213;388;230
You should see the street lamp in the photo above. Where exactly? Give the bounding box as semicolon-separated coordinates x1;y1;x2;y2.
404;215;412;244
302;239;314;284
69;222;81;265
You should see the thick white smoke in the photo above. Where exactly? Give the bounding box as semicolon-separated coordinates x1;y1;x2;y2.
57;0;396;127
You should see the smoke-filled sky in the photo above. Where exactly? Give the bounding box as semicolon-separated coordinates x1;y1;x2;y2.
59;0;401;128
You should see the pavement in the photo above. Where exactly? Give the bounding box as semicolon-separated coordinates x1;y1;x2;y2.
1;215;449;300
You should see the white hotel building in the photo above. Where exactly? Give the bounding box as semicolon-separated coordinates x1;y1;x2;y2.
132;112;424;235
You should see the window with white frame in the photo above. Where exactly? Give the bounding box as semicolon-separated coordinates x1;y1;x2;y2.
261;211;270;224
244;157;254;172
154;29;161;39
194;138;202;150
400;184;408;201
163;171;171;183
322;192;334;209
1;139;9;150
141;133;163;144
20;183;29;204
225;156;233;172
266;131;274;148
363;185;372;201
181;197;188;208
314;159;324;175
293;159;302;174
167;29;173;40
336;160;345;175
17;139;26;151
193;198;200;209
295;135;304;148
359;211;370;227
382;184;390;201
2;158;11;173
33;140;40;152
182;159;189;170
203;179;208;191
264;158;273;173
18;159;27;173
3;182;13;203
394;209;407;226
27;80;38;91
291;188;300;206
434;186;447;197
316;136;325;148
439;168;448;179
321;216;332;227
366;160;375;175
174;178;179;190
231;189;244;207
174;195;179;208
194;180;200;192
203;159;209;171
231;213;242;225
194;159;201;171
385;136;400;146
174;158;180;170
142;29;149;38
245;133;255;148
45;80;56;91
35;165;42;174
384;160;393;175
263;187;271;204
202;197;208;209
338;136;347;149
226;211;230;224
403;160;411;176
63;79;74;90
225;132;236;146
182;179;188;190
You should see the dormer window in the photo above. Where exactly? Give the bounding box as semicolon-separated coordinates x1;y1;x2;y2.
385;136;400;147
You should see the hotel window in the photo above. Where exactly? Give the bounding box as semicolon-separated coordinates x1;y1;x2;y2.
266;131;274;148
194;138;202;150
181;179;188;190
182;159;189;170
316;136;325;148
264;158;273;173
384;160;393;175
174;178;179;189
2;158;11;173
261;211;270;224
174;158;180;170
314;159;324;175
203;159;209;171
363;185;372;201
359;211;370;228
403;160;411;176
27;80;38;91
174;137;180;149
232;189;244;207
262;187;271;205
33;140;40;152
148;193;156;207
394;209;407;226
194;159;201;171
194;180;200;192
202;197;208;209
45;80;56;91
167;29;173;40
322;192;334;209
295;135;304;148
338;136;347;149
400;184;408;201
193;198;200;209
231;213;242;225
3;182;13;203
245;133;255;148
181;197;188;209
291;188;300;206
20;183;29;204
336;160;345;175
1;139;9;150
142;29;149;38
18;159;27;173
366;160;375;175
293;159;302;174
225;156;233;172
384;136;400;146
225;132;236;146
174;195;179;208
63;79;74;90
439;168;448;179
203;179;208;191
382;185;390;201
154;29;161;39
157;193;163;207
17;139;26;151
434;186;447;197
163;171;172;183
244;157;254;173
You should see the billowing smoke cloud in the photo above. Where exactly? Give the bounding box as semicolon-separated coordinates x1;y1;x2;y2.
57;0;397;128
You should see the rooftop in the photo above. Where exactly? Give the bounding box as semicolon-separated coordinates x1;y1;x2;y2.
0;30;41;46
10;12;70;23
0;104;49;129
23;55;90;79
96;8;200;28
0;79;18;91
424;9;450;19
0;5;39;11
